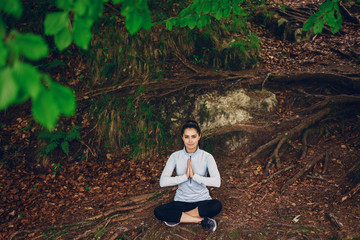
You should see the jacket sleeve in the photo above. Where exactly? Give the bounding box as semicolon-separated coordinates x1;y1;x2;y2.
192;154;221;187
160;154;188;187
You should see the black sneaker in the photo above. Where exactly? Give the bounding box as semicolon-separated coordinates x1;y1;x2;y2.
164;221;179;227
201;217;217;232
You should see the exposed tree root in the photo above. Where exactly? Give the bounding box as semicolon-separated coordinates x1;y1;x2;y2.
203;123;274;138
285;138;300;150
9;190;174;240
244;108;331;164
267;72;360;93
322;152;330;174
86;192;156;221
281;153;326;194
300;129;309;159
264;136;287;174
344;160;360;181
77;72;255;102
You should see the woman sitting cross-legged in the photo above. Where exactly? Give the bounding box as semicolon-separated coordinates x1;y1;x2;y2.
154;120;222;232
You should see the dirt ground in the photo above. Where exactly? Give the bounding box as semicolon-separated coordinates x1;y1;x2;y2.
1;1;360;239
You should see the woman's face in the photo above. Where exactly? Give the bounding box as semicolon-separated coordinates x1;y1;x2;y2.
182;128;201;153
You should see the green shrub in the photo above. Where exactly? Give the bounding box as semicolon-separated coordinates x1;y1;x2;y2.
37;126;81;156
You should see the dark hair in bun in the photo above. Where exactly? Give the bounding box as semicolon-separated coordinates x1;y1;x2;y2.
181;120;201;136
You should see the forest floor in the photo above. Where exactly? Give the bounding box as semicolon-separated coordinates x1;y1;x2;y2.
1;1;360;239
1;103;360;240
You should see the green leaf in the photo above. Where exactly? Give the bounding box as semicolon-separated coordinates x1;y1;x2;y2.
197;15;210;29
15;34;49;60
0;0;22;18
65;128;81;141
303;21;314;31
61;141;69;155
14;87;30;105
141;8;152;30
180;4;195;18
319;0;334;12
232;0;244;3
112;0;124;4
125;8;142;35
51;131;66;142
210;2;218;12
0;40;8;67
303;12;321;31
54;26;73;51
45;142;58;154
44;11;69;35
214;8;223;20
180;16;191;28
313;19;324;34
0;16;5;38
73;15;93;49
195;2;204;13
0;67;19;110
87;0;104;18
188;15;197;29
56;0;74;10
203;3;211;14
232;4;242;15
330;14;342;33
12;61;41;99
223;4;231;17
324;10;337;27
337;13;343;25
74;0;88;16
165;18;177;31
51;82;76;116
32;87;60;130
37;130;53;141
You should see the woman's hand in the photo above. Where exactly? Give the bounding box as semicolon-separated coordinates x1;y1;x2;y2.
187;158;194;179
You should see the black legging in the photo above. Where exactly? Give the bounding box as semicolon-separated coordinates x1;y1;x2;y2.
154;199;222;223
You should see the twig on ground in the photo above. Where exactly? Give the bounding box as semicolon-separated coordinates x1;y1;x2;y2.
259;192;268;204
339;1;360;24
306;175;327;181
336;182;360;205
103;215;116;228
326;213;344;229
173;233;190;240
174;52;200;73
248;164;296;188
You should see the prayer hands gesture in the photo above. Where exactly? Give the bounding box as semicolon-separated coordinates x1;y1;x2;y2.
186;158;194;179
